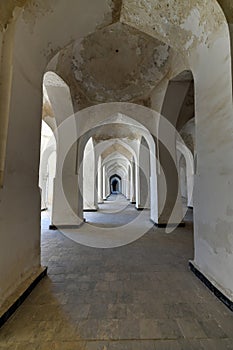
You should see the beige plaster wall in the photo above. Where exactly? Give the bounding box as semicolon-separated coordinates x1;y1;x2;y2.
1;0;233;308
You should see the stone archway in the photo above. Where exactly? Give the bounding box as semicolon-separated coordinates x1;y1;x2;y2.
1;0;233;311
110;174;122;193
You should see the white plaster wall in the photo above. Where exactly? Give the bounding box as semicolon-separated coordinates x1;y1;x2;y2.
0;0;127;306
97;156;104;203
102;165;108;199
156;80;190;224
83;138;97;210
47;151;56;208
177;140;194;208
39;121;56;210
137;136;150;209
178;153;188;202
0;56;42;307
192;28;233;299
2;0;233;309
45;80;81;227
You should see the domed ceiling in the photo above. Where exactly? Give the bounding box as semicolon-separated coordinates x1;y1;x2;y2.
54;22;171;104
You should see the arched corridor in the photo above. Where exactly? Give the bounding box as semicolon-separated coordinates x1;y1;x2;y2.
2;1;233;348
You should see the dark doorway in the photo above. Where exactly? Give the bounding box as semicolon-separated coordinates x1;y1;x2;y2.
110;174;122;194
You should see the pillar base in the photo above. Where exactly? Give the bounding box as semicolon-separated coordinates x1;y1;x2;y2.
131;201;136;204
189;261;233;312
0;267;47;329
49;221;85;230
136;206;150;211
83;208;98;212
151;220;185;228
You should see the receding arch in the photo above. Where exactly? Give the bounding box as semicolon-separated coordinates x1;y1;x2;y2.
176;140;194;208
110;174;122;193
1;0;233;312
72;108;158;223
83;137;97;211
137;136;151;210
39;121;56;211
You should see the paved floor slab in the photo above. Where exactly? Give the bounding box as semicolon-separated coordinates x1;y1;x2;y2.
1;196;233;349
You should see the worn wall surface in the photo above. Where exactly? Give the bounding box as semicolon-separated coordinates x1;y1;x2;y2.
1;0;233;309
0;0;117;306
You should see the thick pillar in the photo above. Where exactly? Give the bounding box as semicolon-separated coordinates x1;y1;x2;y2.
40;173;48;210
39;143;56;210
156;80;190;226
127;166;131;200
98;157;104;203
46;84;83;228
0;57;43;309
102;165;107;200
130;160;136;204
105;172;110;198
136;137;150;209
157;140;183;226
52;141;81;227
83;138;98;211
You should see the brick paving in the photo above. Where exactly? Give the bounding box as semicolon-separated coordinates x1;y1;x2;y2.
1;197;233;349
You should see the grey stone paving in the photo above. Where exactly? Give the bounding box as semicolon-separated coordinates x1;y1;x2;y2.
1;196;233;349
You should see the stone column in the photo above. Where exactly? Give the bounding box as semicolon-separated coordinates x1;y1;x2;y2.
83;138;98;211
136;137;150;209
156;80;190;226
98;157;104;203
130;160;136;204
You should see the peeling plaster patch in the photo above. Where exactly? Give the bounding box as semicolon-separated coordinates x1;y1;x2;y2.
52;21;172;104
180;8;202;38
184;37;194;51
0;0;55;31
121;0;227;53
23;0;55;25
72;40;84;82
109;0;123;23
70;22;171;102
154;44;169;68
42;101;54;119
92;123;140;141
96;0;123;30
53;45;93;112
133;97;151;108
0;0;27;30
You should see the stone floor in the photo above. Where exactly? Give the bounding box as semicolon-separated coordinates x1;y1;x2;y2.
1;196;233;349
63;194;154;248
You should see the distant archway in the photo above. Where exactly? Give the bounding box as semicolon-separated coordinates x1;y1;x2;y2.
110;175;122;194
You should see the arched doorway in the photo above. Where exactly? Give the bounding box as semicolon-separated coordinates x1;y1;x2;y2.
110;174;121;193
1;0;233;316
